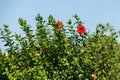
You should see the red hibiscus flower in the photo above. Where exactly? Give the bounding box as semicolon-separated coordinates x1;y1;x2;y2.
55;21;64;29
77;25;86;34
41;47;47;53
92;73;97;80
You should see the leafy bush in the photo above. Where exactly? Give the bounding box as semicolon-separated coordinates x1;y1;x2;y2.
0;14;120;80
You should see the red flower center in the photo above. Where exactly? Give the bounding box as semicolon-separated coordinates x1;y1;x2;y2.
77;25;86;34
92;73;97;80
55;21;64;29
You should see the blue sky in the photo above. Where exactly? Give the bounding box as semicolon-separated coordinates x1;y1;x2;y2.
0;0;120;48
0;0;120;32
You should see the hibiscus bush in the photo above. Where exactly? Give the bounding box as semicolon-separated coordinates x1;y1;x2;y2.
0;14;120;80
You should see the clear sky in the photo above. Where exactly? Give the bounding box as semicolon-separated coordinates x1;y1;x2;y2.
0;0;120;32
0;0;120;45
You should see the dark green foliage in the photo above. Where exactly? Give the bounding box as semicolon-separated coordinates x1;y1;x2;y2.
0;14;120;80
